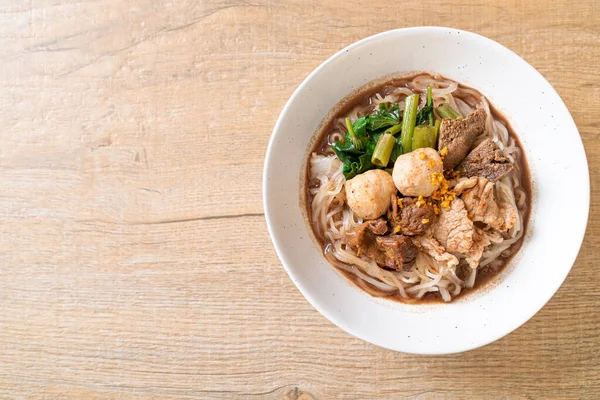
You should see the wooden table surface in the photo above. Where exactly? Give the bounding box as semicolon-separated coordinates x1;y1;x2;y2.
0;0;599;398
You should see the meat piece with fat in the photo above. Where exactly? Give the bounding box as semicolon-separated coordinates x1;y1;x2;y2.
411;235;459;269
454;176;517;232
387;196;437;236
432;198;490;268
456;138;513;182
345;219;417;271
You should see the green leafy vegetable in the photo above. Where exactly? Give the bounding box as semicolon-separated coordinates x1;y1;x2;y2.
330;102;404;179
331;133;362;154
332;145;374;180
427;87;434;126
351;116;369;137
416;86;434;126
332;129;374;180
368;102;400;131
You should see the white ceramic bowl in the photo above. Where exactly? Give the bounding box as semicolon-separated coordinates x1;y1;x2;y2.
263;27;589;354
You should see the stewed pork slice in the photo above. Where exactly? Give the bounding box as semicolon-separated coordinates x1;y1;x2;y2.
432;198;491;268
454;176;517;232
456;138;513;182
344;220;418;271
387;196;437;236
411;235;459;269
374;235;419;271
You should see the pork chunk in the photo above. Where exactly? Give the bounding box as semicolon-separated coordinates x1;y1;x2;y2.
375;235;419;271
345;220;417;271
387;196;436;236
456;138;513;182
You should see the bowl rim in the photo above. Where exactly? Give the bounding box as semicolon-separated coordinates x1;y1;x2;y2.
263;26;590;354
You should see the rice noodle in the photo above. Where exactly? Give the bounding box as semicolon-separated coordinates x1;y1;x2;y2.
307;74;528;302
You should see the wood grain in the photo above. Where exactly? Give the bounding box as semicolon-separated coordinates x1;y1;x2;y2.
0;0;599;398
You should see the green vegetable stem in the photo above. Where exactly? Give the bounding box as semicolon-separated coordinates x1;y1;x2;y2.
400;94;419;153
345;117;363;151
371;133;396;167
412;125;438;151
436;103;461;119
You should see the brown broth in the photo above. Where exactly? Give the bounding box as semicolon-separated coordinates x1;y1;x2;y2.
304;72;533;304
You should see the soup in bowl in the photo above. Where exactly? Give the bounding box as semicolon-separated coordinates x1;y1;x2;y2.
305;72;532;304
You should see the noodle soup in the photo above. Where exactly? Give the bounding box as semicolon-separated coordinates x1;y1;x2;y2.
305;73;532;303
